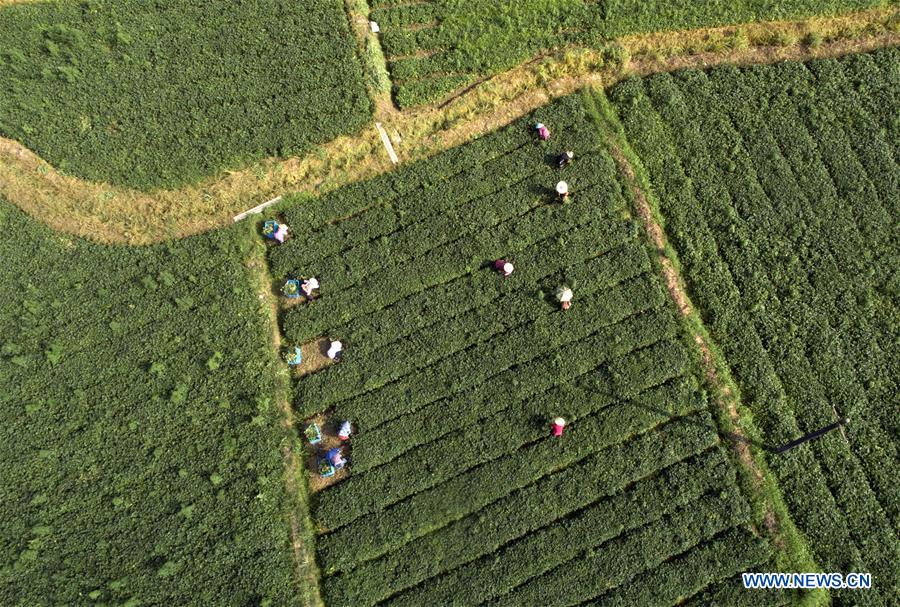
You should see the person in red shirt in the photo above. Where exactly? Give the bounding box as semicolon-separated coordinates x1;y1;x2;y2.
552;417;566;437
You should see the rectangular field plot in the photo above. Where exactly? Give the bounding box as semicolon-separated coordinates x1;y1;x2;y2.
608;48;899;606
269;94;771;606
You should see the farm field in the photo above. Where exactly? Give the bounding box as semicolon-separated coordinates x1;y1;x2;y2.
0;0;897;602
267;94;781;606
0;0;371;190
372;0;888;106
0;200;301;605
607;47;899;605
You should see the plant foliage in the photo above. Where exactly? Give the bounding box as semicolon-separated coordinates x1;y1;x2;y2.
607;47;899;606
269;94;769;606
0;202;297;605
370;0;885;107
0;0;372;190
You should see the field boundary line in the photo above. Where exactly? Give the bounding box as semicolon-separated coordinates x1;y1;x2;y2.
0;9;896;244
245;236;325;607
583;87;827;602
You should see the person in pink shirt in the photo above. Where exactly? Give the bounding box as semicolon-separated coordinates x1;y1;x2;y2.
535;122;550;140
552;417;566;437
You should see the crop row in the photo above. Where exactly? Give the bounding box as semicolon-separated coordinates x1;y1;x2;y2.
289;234;647;368
312;247;660;475
282;172;629;347
319;369;694;535
316;408;718;574
349;323;685;496
586;528;772;607
608;73;866;578
284;183;636;356
681;572;797;607
491;488;751;606
326;446;731;606
342;306;680;484
332;293;675;460
284;146;609;293
713;62;899;530
272;111;600;275
281;161;628;348
277;94;591;236
300;244;652;412
383;447;734;607
665;65;898;575
608;51;899;603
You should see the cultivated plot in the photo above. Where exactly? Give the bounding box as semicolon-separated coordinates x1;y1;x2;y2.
371;0;885;106
267;94;776;606
0;0;372;190
608;47;899;606
0;202;298;605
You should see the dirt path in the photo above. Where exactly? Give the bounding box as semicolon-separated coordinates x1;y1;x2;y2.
606;143;774;536
245;248;324;607
0;8;895;244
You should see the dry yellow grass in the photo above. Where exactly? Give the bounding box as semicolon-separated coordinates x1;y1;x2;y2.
0;7;896;244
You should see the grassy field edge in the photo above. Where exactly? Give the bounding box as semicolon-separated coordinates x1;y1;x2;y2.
0;8;895;244
245;231;325;607
581;86;827;605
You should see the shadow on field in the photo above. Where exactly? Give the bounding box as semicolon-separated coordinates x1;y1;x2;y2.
630;392;777;453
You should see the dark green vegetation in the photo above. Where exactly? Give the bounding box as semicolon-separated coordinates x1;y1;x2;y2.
608;47;899;605
0;201;298;605
371;0;887;107
0;0;371;190
268;95;778;606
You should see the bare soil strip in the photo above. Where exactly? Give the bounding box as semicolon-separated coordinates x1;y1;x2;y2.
0;9;895;245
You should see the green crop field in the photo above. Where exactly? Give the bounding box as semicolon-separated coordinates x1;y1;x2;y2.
607;48;899;606
266;95;781;606
0;0;371;190
0;0;897;599
0;202;300;605
371;0;887;107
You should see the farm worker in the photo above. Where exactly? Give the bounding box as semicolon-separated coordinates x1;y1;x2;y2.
494;259;514;277
535;122;550;140
301;277;319;297
552;417;566;437
338;420;353;441
556;285;574;310
327;448;346;469
327;340;343;360
556;181;569;202
558;151;574;168
274;223;289;243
